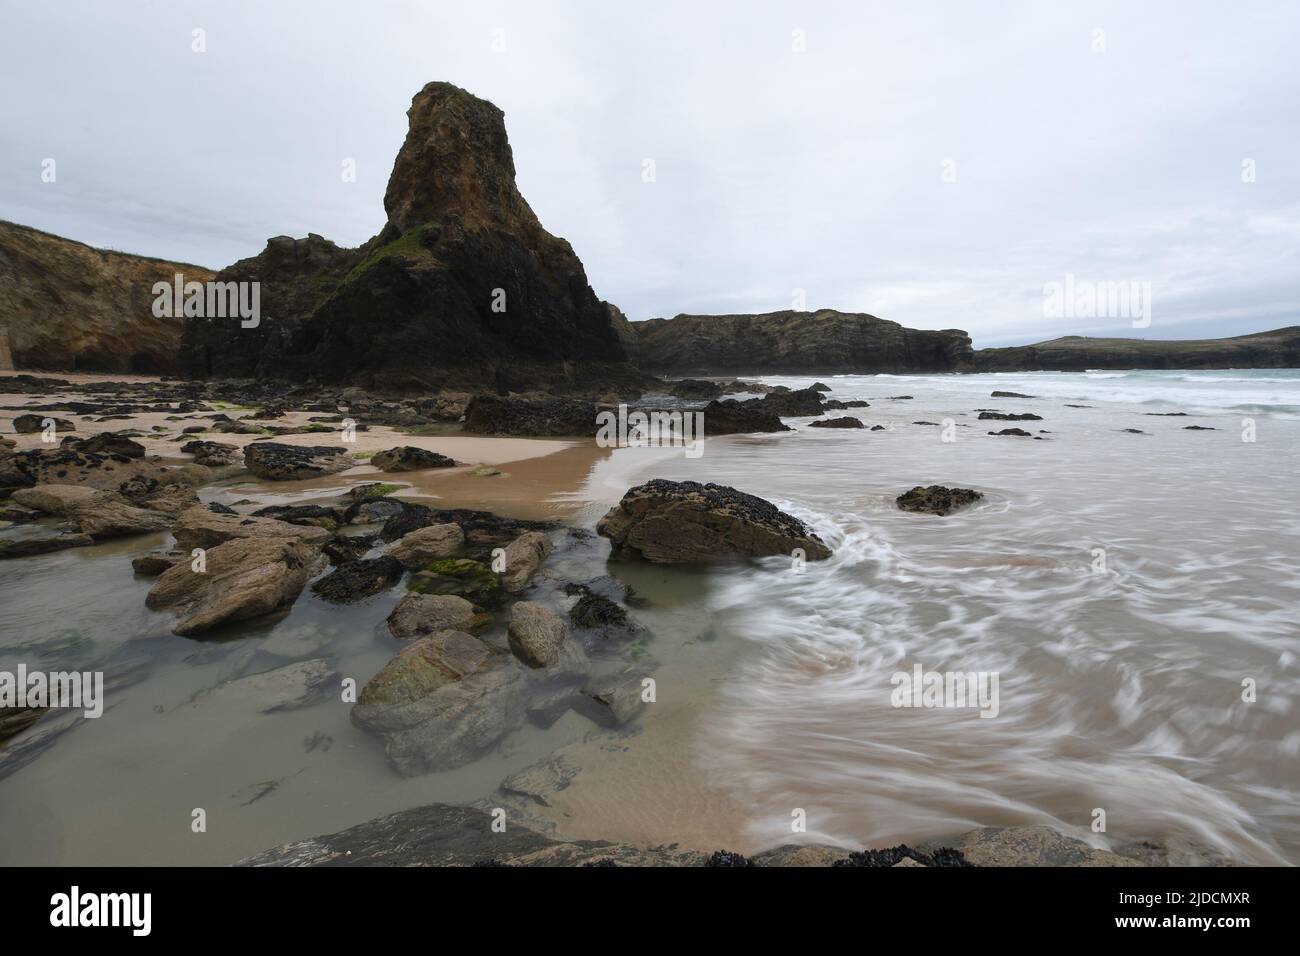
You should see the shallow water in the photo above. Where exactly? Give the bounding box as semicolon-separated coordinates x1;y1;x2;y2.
1;369;1298;864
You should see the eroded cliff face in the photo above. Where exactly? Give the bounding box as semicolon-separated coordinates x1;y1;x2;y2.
179;82;640;395
632;309;974;374
973;327;1300;371
0;220;214;374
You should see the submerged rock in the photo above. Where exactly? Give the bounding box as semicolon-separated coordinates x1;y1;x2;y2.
191;659;337;714
0;533;95;560
808;416;865;429
351;631;527;774
146;536;323;636
896;485;984;517
596;479;831;564
990;390;1035;398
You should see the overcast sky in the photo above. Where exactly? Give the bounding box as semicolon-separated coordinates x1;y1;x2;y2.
2;0;1297;347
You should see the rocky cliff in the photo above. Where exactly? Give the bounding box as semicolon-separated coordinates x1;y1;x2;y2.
633;309;974;374
179;82;641;395
973;327;1300;371
0;220;214;374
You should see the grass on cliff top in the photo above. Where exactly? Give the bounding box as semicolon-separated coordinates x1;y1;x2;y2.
339;225;437;288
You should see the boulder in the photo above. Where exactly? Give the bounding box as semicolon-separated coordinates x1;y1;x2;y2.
809;417;865;429
371;446;457;471
243;442;353;480
310;556;405;603
751;387;825;416
351;630;527;774
385;523;465;568
698;399;790;435
896;485;984;516
500;530;553;592
386;593;492;639
13;414;74;433
146;536;323;636
507;601;570;668
667;379;723;399
11;484;100;515
62;432;145;458
989;428;1034;437
596;479;832;564
461;395;597;437
180;439;242;467
170;505;333;551
991;391;1035;398
68;491;174;539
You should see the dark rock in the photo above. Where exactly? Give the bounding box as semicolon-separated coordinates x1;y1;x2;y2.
13;414;74;433
371;446;457;471
808;416;864;429
1183;425;1217;430
978;411;1043;421
989;428;1033;437
666;379;723;399
251;504;344;530
322;535;375;565
462;395;596;437
62;432;145;458
181;439;241;467
896;485;983;516
597;479;832;564
698;399;790;435
832;845;971;867
243;442;353;480
310;556;405;603
990;390;1035;398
